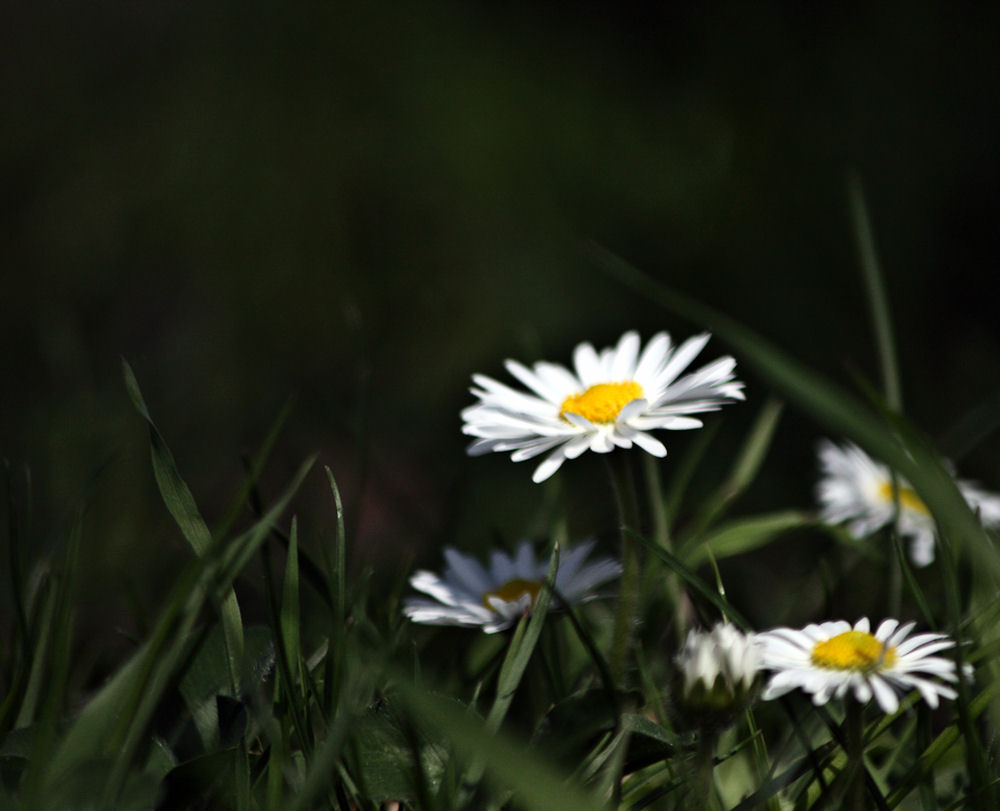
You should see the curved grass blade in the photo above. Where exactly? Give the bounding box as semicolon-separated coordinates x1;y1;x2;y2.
122;359;244;694
680;510;812;568
847;170;902;412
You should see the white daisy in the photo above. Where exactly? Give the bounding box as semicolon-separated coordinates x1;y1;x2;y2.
676;624;760;710
816;440;1000;566
403;540;622;633
461;331;745;483
757;617;969;714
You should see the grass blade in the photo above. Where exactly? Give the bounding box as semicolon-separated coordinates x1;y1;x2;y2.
847;171;902;412
122;359;244;694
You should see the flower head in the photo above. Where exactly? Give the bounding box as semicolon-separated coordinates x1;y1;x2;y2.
403;540;621;633
462;331;745;483
816;440;1000;566
676;624;760;712
757;617;969;714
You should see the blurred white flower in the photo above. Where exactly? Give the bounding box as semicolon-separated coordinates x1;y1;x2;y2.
403;540;621;633
676;624;760;710
462;331;745;483
816;439;1000;566
757;617;969;714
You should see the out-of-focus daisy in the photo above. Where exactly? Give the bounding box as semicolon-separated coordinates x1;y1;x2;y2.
757;617;968;714
676;624;760;712
462;331;745;483
403;540;621;633
816;439;1000;567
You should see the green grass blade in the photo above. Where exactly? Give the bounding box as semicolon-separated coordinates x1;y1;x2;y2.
1;461;30;733
280;516;302;689
122;359;213;557
680;510;813;567
323;467;347;718
686;397;784;538
213;394;296;542
122;359;244;693
847;171;902;412
486;543;559;734
324;467;347;630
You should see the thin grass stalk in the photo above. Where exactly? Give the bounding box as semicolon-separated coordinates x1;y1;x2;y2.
607;452;641;683
936;530;994;810
848;171;902;412
325;467;347;714
641;454;689;644
916;705;936;811
690;727;720;811
845;701;865;811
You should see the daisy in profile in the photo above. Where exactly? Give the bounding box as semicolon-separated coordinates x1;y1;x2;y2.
816;439;1000;566
757;617;968;714
403;540;621;633
676;624;760;712
461;331;745;483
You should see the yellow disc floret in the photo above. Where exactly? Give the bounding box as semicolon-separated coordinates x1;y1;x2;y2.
483;579;542;611
560;381;644;424
811;630;897;672
877;481;930;515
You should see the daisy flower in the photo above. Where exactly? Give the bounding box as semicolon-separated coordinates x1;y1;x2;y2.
816;439;1000;566
462;331;745;483
676;624;760;711
757;617;968;714
403;540;621;633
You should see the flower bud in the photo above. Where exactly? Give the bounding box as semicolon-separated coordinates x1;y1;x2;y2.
676;624;760;713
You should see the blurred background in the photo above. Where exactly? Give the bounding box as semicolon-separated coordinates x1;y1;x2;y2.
3;1;999;672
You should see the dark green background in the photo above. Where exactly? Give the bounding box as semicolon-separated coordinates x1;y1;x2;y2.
3;2;999;663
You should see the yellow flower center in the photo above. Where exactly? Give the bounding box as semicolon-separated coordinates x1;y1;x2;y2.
559;381;644;424
482;578;542;611
878;481;930;515
810;630;897;672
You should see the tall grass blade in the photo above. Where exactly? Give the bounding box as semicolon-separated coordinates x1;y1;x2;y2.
847;171;902;412
680;510;812;567
687;397;784;538
122;359;244;693
485;542;559;734
213;394;295;542
280;516;302;690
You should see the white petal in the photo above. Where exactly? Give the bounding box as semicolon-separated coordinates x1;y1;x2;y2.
532;448;568;483
573;342;603;385
611;331;641;380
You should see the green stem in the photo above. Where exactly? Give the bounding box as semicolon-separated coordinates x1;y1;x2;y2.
845;700;865;811
608;453;641;684
642;455;688;642
694;728;718;811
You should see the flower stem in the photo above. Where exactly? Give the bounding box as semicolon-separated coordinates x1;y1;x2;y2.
694;728;718;811
608;453;641;684
845;700;866;811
